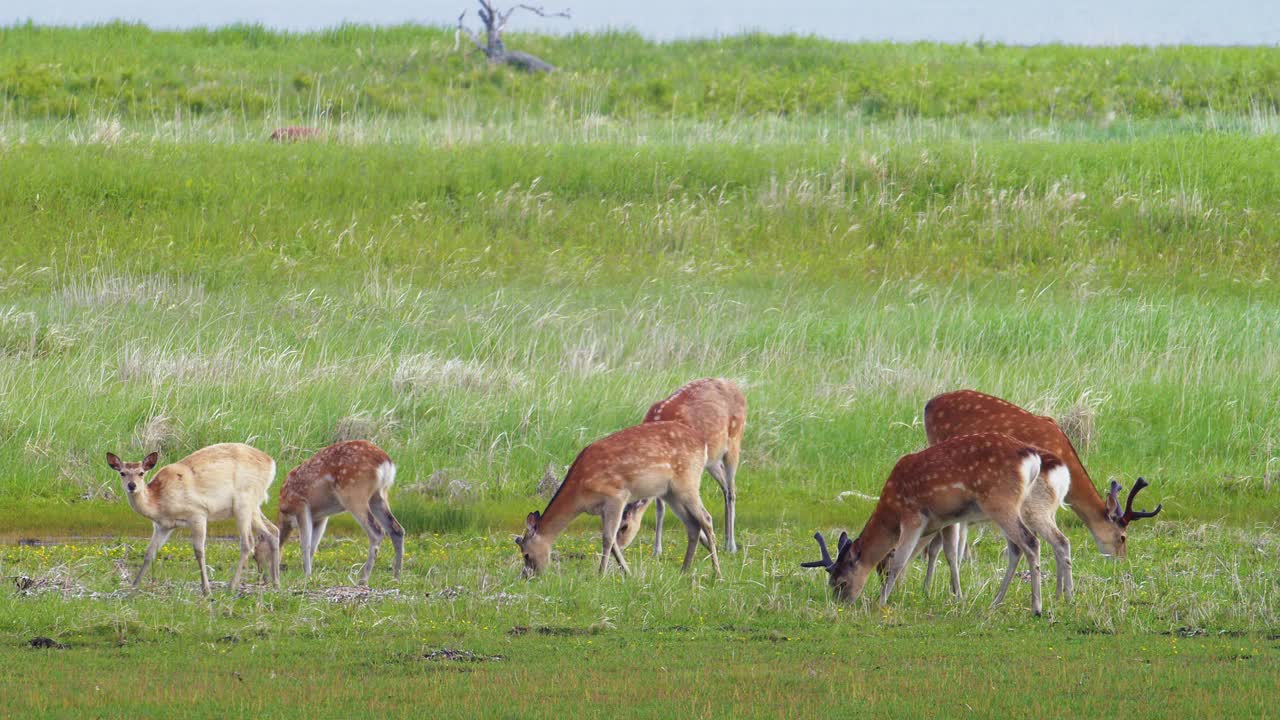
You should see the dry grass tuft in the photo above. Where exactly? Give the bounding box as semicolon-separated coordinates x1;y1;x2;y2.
332;410;399;444
136;413;183;454
405;469;475;500
537;462;560;499
1055;391;1106;453
392;353;518;394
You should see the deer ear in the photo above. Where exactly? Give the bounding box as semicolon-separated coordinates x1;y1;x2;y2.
106;453;122;471
525;511;540;531
142;452;159;471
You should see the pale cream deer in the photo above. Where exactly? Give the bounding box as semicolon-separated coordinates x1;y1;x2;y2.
260;440;404;585
802;432;1068;616
516;421;721;579
107;443;280;596
615;378;746;555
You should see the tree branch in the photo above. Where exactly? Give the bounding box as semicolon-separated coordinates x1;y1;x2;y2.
455;11;487;52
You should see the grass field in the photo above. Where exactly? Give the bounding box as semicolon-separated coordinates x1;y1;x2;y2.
2;25;1280;717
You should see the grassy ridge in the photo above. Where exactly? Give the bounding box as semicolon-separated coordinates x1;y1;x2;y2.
5;24;1280;121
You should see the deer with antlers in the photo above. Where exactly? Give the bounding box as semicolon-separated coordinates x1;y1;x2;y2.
258;440;404;585
614;378;746;555
915;390;1162;584
107;443;280;596
802;433;1069;615
516;421;721;579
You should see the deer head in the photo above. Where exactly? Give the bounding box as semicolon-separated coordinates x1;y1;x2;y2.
106;451;159;495
514;510;552;578
1101;478;1163;556
802;531;869;602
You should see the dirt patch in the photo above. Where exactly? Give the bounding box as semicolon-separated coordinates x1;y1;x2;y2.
305;585;402;604
508;625;600;637
28;636;67;649
422;648;504;663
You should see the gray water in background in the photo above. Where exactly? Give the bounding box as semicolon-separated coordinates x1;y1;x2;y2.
3;0;1279;45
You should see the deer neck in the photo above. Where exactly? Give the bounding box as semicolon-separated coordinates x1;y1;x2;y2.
855;510;899;569
1061;460;1113;533
534;489;581;543
125;482;163;523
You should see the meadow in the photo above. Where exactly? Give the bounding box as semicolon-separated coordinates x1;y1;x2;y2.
1;24;1279;717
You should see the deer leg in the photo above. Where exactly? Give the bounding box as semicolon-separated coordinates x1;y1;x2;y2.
252;511;281;588
298;507;315;578
369;491;404;580
922;532;942;596
351;504;384;586
1032;521;1072;602
134;525;174;591
652;498;666;557
940;524;963;599
310;515;330;559
189;519;211;596
231;508;260;594
708;459;737;554
599;501;628;576
670;493;721;578
992;541;1022;607
993;518;1041;616
880;519;924;605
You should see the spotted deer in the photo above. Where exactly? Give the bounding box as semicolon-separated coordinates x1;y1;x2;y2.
919;390;1162;581
516;421;721;579
801;433;1068;616
259;440;404;586
885;454;1075;601
107;443;280;596
615;378;746;555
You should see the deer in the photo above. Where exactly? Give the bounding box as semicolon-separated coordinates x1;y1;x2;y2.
516;421;721;579
912;389;1164;587
256;440;404;585
614;378;746;556
801;432;1069;616
107;443;280;596
880;452;1075;602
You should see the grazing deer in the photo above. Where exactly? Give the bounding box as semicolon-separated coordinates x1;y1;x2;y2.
615;378;746;555
884;455;1075;601
259;440;404;585
107;443;280;596
801;433;1068;616
516;421;721;579
922;390;1162;560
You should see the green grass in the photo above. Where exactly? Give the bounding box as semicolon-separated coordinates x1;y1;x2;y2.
4;25;1280;717
6;24;1280;121
1;524;1277;718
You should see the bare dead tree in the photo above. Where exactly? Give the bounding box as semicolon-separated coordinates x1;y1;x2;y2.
456;1;570;73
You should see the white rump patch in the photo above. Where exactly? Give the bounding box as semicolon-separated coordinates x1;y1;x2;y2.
376;461;397;492
1018;453;1042;503
1043;463;1070;507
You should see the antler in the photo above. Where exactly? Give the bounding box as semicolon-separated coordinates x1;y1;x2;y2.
801;531;852;571
800;531;834;568
1106;480;1123;521
1121;477;1163;523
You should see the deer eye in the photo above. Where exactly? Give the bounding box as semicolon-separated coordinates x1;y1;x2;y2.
523;553;531;562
